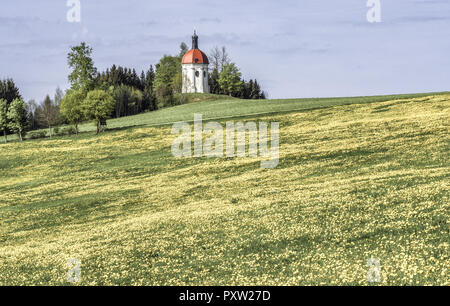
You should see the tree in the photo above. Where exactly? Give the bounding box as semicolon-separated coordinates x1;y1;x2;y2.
154;55;180;91
208;68;221;94
154;55;180;106
113;85;144;118
155;84;175;109
143;66;156;111
60;89;86;135
7;98;28;141
209;46;230;72
172;72;183;94
54;87;64;106
218;63;243;96
0;98;8;143
37;95;59;138
220;47;230;72
26;100;39;130
0;79;21;105
179;42;188;58
67;42;97;91
82;90;115;134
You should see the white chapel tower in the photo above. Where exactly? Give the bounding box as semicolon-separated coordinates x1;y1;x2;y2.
181;31;210;93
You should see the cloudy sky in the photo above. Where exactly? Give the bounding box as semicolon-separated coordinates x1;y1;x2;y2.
1;0;449;101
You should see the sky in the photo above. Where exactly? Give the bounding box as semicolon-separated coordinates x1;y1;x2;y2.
1;0;449;101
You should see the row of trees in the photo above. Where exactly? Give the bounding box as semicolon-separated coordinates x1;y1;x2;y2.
96;65;157;117
208;47;266;99
0;97;28;142
0;79;71;142
0;79;27;142
60;43;115;134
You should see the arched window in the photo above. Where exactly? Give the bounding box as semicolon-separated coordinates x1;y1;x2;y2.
195;71;200;77
203;71;206;78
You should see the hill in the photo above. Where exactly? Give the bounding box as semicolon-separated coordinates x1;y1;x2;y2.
0;93;448;285
9;91;450;140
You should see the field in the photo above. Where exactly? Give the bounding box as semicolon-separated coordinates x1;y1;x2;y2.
0;93;448;285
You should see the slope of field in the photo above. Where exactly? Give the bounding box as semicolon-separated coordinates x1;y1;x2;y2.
78;91;450;132
0;94;448;285
13;91;450;140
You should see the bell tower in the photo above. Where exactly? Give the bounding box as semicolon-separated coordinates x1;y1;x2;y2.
181;31;210;93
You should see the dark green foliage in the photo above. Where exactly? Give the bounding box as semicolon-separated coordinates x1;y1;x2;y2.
0;78;22;105
143;66;157;111
113;85;144;118
97;65;156;114
155;83;175;109
209;68;221;95
0;78;22;138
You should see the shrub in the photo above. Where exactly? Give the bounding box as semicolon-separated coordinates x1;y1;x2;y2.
61;126;77;135
174;94;188;106
29;131;47;139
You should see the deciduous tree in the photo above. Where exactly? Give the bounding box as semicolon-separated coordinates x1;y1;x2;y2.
67;42;97;91
218;63;243;96
0;98;8;143
60;89;86;135
7;98;28;141
37;95;59;138
82;90;115;134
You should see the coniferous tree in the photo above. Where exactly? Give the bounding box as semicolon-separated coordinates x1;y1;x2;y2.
144;66;156;111
0;79;22;106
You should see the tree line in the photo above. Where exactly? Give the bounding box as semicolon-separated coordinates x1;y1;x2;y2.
208;46;266;99
0;41;266;142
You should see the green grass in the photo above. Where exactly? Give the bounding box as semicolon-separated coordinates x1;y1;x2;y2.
12;91;450;140
0;92;448;285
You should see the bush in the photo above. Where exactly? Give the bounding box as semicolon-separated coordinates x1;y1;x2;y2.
29;131;47;139
174;94;188;106
61;126;76;135
53;126;60;135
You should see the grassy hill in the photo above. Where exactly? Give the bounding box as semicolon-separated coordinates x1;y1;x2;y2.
0;93;448;285
11;91;450;139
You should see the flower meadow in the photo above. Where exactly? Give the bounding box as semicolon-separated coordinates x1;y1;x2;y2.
0;94;448;285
